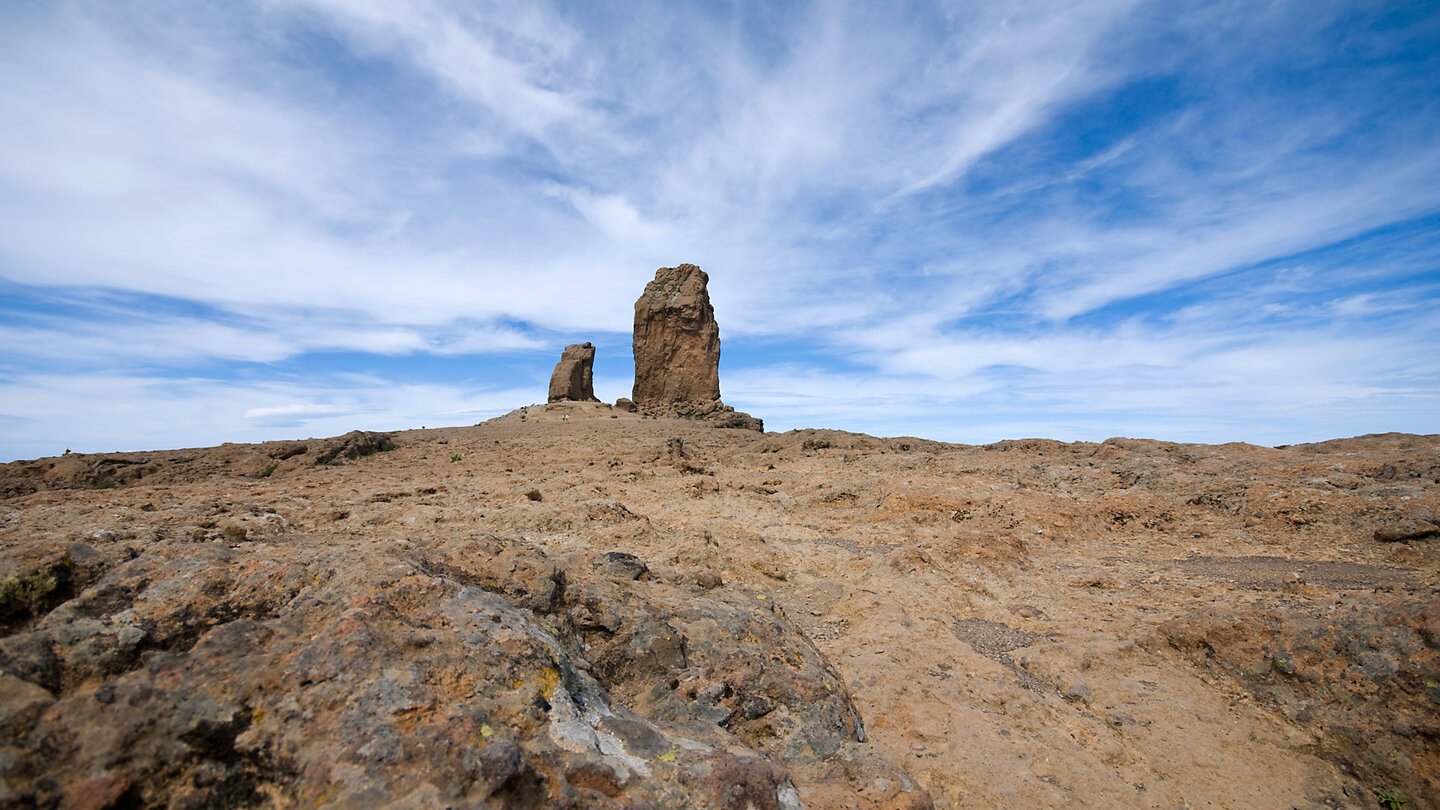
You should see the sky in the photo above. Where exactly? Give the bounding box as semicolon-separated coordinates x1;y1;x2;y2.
1;0;1438;461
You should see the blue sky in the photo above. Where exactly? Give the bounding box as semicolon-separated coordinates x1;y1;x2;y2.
2;0;1438;461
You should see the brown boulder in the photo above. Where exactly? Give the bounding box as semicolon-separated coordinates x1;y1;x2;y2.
312;430;395;465
633;264;721;405
1374;518;1439;542
0;532;927;809
547;342;599;403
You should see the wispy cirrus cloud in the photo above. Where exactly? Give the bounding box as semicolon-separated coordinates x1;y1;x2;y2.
0;372;534;459
0;0;1437;459
270;0;586;139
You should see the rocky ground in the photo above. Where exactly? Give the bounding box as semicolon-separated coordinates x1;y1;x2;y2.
0;401;1436;809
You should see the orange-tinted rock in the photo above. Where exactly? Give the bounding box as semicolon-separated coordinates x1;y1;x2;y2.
632;264;721;405
547;342;598;403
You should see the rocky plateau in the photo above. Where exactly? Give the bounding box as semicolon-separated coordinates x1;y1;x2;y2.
0;407;1436;808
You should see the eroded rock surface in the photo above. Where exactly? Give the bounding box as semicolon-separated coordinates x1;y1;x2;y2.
0;531;926;809
623;264;763;431
0;431;395;498
1162;598;1440;807
548;343;599;404
632;264;721;406
2;415;1436;809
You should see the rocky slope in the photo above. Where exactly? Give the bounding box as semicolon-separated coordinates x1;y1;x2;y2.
1;402;1436;808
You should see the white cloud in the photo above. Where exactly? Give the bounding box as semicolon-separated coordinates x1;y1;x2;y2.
243;403;364;426
0;310;545;370
891;0;1141;197
1026;157;1440;321
0;372;538;460
0;0;1436;457
726;315;1440;446
270;0;585;139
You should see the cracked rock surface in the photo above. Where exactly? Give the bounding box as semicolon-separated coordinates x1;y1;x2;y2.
1;404;1437;808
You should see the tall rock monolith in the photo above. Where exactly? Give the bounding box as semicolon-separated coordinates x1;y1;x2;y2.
632;264;721;405
547;342;599;403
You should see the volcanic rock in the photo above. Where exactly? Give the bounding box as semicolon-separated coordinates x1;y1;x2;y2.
632;264;721;406
0;532;926;808
547;342;599;403
1162;598;1440;805
2;417;1437;808
311;430;395;465
1374;518;1439;543
704;404;764;432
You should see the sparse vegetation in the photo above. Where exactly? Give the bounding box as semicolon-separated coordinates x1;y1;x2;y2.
450;454;462;463
257;462;279;478
0;569;60;616
1376;788;1407;809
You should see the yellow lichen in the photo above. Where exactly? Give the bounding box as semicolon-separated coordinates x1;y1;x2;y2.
537;666;561;698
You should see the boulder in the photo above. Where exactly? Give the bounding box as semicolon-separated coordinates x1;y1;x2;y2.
0;534;929;809
632;264;721;405
1374;518;1439;543
312;431;395;465
547;342;599;403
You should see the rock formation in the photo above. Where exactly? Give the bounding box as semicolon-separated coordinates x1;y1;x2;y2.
2;421;1438;807
547;342;598;403
0;531;927;809
632;264;721;405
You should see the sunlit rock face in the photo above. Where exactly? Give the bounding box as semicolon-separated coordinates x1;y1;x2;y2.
632;264;721;406
548;342;599;403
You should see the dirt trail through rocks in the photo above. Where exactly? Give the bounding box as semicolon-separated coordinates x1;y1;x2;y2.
2;402;1436;808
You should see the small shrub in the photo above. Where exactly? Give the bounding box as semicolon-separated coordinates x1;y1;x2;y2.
450;454;462;463
1375;788;1406;809
0;570;60;615
525;489;543;502
256;462;279;478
